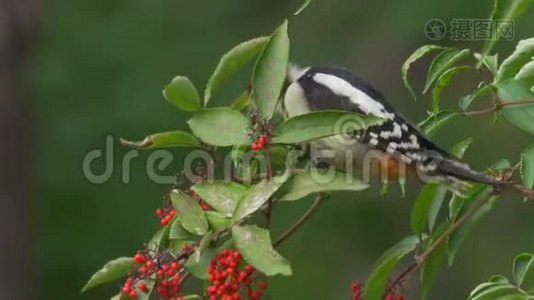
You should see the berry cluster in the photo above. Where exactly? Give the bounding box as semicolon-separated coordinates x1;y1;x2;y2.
250;134;269;151
207;249;268;300
156;208;176;226
121;251;189;299
350;282;404;300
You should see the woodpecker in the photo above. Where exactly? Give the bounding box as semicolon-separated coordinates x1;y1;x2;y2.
283;65;503;186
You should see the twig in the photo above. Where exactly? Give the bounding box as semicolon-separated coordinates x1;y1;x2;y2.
274;193;326;247
386;189;498;295
462;98;534;116
513;184;534;199
418;190;496;263
264;148;274;227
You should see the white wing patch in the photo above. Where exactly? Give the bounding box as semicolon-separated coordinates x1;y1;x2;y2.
312;73;395;120
379;122;402;139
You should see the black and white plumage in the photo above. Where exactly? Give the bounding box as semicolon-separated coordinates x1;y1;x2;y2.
284;65;502;186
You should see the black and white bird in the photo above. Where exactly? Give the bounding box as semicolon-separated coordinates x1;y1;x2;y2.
283;65;503;187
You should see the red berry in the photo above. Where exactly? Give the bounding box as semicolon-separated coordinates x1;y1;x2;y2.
160;217;170;226
385;294;394;300
134;253;146;264
397;296;404;300
129;290;138;299
122;285;132;294
250;291;262;300
351;282;362;292
245;264;255;274
156;208;164;216
181;243;192;252
258;280;268;289
138;282;148;293
258;135;268;145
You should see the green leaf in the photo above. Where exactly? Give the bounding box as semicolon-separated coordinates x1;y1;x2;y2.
81;257;135;292
364;235;420;300
149;222;172;251
191;181;248;217
513;253;534;288
496;79;534;134
521;144;534;189
459;83;492;111
474;53;499;76
421;221;450;300
479;0;534;67
401;45;445;100
205;211;232;231
230;90;252;111
232;174;289;222
490;275;510;284
413;138;472;235
450;137;473;159
468;284;526;300
280;169;368;201
252;20;290;119
424;48;470;93
410;184;447;235
163;76;201;112
204;37;268;105
232;225;292;276
447;185;496;265
432;66;471;113
185;234;215;280
272;110;383;144
120;131;200;149
498;38;534;82
181;295;202;300
515;60;534;87
188;108;250;146
170;190;209;235
469;282;507;299
169;218;194;240
294;0;312;15
418;111;459;137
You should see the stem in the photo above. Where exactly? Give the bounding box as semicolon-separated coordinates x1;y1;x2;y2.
264;148;273;227
418;190;495;263
387;189;497;294
274;193;326;247
463;98;534;116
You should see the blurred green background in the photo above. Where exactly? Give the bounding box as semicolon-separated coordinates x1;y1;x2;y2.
2;0;534;299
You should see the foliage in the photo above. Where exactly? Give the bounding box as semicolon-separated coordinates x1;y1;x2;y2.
82;0;534;299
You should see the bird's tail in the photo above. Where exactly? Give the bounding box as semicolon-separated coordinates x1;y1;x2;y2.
437;157;505;186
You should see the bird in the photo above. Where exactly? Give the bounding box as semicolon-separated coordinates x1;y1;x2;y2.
283;65;504;188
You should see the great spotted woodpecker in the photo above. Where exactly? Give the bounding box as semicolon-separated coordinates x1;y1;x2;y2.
283;65;503;186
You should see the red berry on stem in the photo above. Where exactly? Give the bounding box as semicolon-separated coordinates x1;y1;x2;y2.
134;253;146;264
138;282;148;293
122;285;132;294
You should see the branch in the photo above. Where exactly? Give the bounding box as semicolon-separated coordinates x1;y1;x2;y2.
274;193;327;247
387;189;498;294
463;98;534;116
